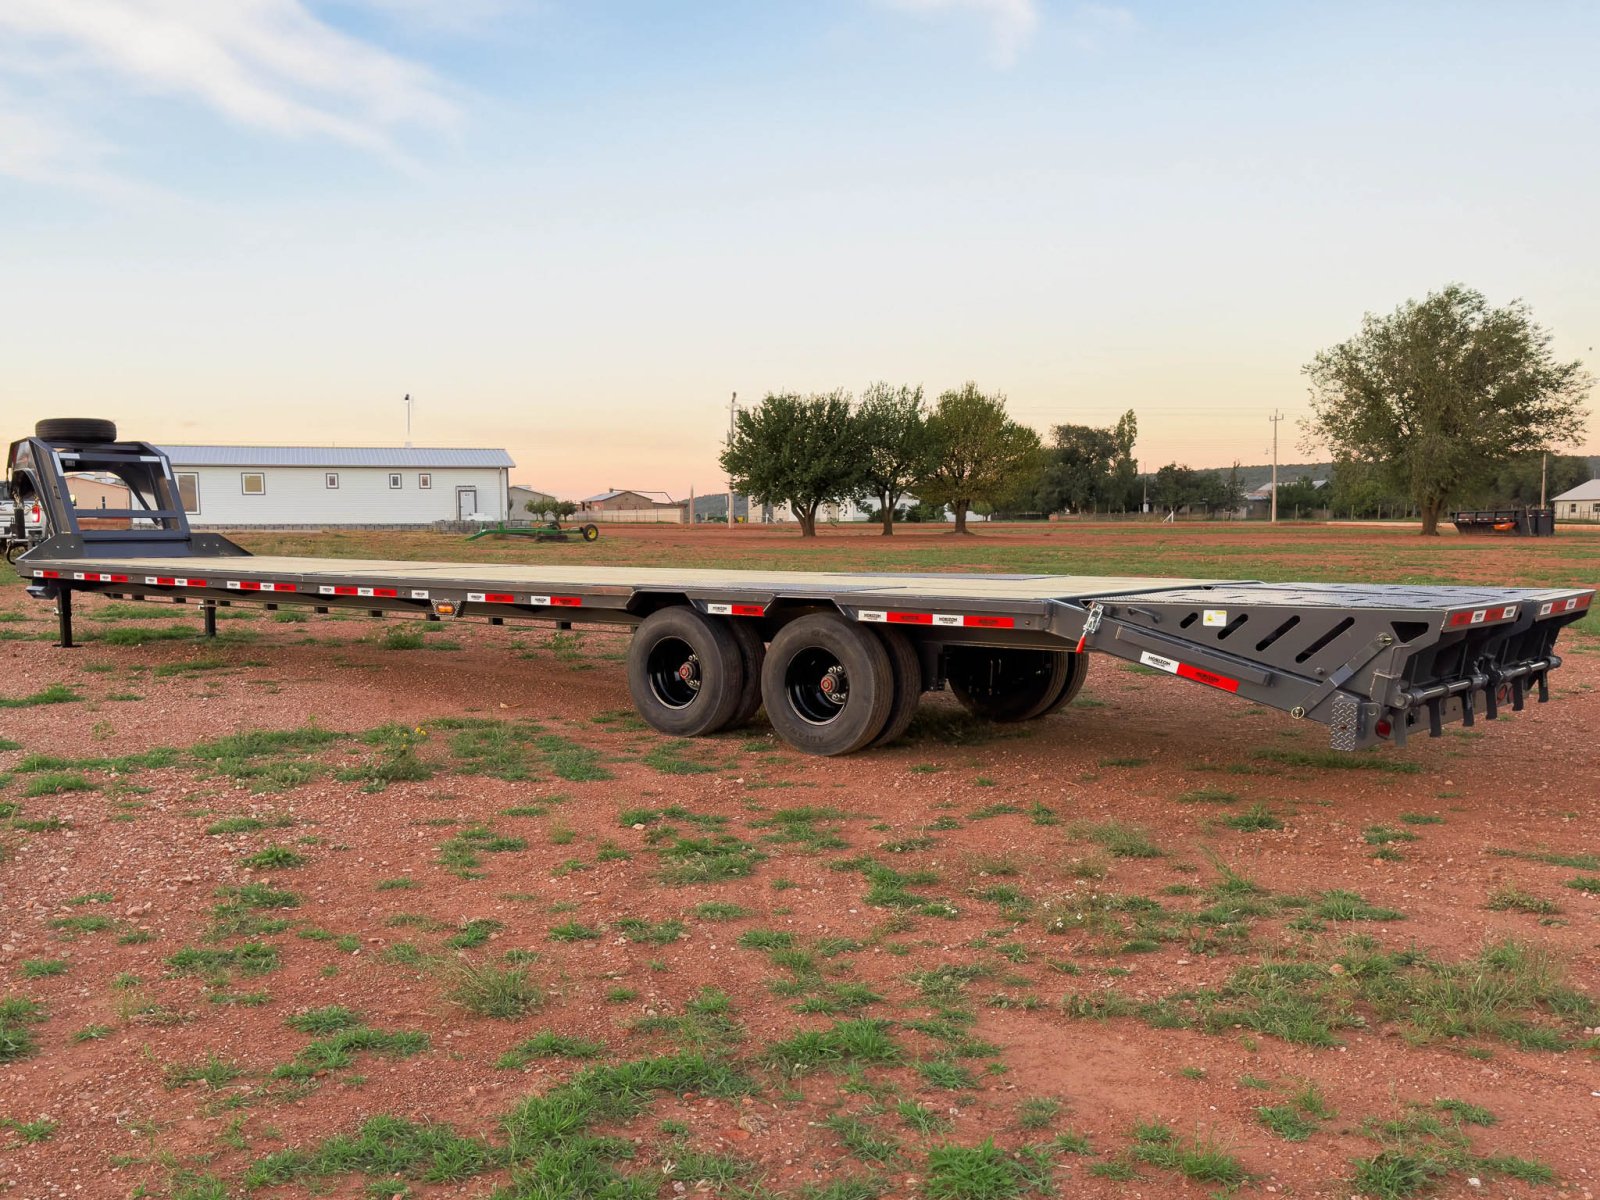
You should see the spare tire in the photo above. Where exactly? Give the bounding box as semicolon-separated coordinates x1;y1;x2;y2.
36;418;118;443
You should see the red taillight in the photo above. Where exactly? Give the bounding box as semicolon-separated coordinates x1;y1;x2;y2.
1375;719;1392;738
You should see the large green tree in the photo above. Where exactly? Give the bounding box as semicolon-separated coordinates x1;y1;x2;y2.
1034;422;1119;514
1304;285;1591;535
854;382;930;535
916;383;1041;533
720;390;864;537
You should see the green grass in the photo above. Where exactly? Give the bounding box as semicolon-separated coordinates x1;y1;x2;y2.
1069;820;1162;858
21;771;96;797
167;943;281;978
165;1053;244;1090
1219;802;1284;832
285;1006;362;1034
1563;875;1600;892
0;997;46;1063
0;684;79;708
614;917;684;945
1128;1121;1247;1186
763;1019;901;1073
445;918;504;949
1486;887;1560;915
923;1139;1052;1200
1252;746;1420;773
547;920;602;942
657;834;766;885
448;962;543;1019
20;959;70;979
692;901;752;921
1176;786;1238;803
495;1031;605;1070
241;846;307;870
1;1116;57;1143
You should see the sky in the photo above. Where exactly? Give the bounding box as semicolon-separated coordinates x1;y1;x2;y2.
2;0;1597;497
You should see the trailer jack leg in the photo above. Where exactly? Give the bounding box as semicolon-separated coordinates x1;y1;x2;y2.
203;601;218;639
55;587;74;648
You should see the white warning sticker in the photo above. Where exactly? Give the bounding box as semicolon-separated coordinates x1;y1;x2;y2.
1139;651;1180;675
1203;609;1228;627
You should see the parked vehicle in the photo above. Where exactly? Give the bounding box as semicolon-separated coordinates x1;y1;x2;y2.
8;419;1593;755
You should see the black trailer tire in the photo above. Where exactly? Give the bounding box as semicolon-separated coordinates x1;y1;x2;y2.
1036;652;1090;717
627;607;746;737
869;626;924;747
762;613;894;756
722;619;767;730
946;646;1072;723
581;524;599;542
35;418;118;443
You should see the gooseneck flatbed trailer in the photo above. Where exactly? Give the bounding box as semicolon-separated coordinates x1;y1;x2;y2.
8;421;1594;756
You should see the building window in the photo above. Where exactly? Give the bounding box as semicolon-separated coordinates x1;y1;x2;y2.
242;472;265;496
325;473;339;489
388;473;403;490
176;472;200;514
418;473;432;489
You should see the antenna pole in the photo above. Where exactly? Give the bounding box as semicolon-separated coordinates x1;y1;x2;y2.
1269;410;1283;524
727;392;738;529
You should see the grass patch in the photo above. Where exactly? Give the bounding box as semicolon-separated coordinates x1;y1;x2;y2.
449;962;543;1019
1252;746;1419;773
0;685;80;708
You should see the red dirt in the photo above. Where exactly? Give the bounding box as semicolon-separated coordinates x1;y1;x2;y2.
1;537;1597;1200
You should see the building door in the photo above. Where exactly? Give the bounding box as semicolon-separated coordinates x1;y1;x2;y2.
457;487;478;520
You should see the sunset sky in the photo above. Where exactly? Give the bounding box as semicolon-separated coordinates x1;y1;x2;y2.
2;1;1597;497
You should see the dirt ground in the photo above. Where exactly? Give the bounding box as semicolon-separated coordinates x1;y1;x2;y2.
1;523;1597;1200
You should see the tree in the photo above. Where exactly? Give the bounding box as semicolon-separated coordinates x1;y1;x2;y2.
1034;422;1119;514
1217;462;1246;517
1304;285;1591;535
854;383;930;535
915;384;1041;534
720;390;864;537
1275;475;1324;517
1108;410;1140;512
1151;463;1200;514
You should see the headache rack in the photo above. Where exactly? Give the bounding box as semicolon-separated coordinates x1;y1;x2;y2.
8;423;1594;756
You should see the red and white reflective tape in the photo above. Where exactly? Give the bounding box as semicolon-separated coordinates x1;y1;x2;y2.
71;571;130;583
31;570;60;579
1138;650;1241;693
706;602;766;617
1446;605;1518;628
858;609;1015;629
467;591;516;604
1537;595;1590;618
318;585;400;598
144;576;208;588
226;580;297;593
529;594;583;608
411;590;430;600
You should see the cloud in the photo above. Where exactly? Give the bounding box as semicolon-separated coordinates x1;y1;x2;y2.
0;0;459;189
880;0;1040;66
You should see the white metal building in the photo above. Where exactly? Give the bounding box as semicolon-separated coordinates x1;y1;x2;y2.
1551;479;1600;521
159;445;514;528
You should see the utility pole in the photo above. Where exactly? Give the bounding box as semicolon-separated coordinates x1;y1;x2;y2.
1269;410;1283;524
403;393;414;447
1540;451;1548;508
727;392;738;529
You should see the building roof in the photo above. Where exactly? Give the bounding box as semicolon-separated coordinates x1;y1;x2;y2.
1245;479;1328;500
1551;479;1600;502
158;445;514;469
583;489;674;504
